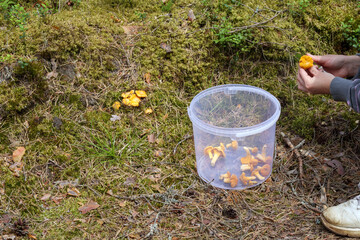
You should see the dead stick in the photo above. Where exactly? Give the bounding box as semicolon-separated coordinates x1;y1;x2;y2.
280;132;304;186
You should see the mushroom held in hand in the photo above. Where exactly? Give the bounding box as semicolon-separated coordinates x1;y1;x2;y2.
211;147;225;167
299;55;314;70
239;172;256;185
226;140;238;150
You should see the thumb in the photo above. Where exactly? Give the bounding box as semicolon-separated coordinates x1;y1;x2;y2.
307;53;322;65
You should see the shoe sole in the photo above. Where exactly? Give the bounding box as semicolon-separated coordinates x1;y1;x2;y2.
321;214;360;237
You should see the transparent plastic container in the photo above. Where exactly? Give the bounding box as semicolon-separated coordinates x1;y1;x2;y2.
188;84;281;190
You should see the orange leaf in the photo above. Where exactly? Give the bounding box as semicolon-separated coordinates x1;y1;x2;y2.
144;72;151;84
12;147;25;162
79;200;100;214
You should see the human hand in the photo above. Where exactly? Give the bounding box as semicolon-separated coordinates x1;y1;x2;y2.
296;66;335;94
308;54;360;78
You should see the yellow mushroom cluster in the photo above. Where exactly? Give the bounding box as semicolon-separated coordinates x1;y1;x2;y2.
204;143;226;167
121;90;147;107
219;171;238;188
239;144;272;186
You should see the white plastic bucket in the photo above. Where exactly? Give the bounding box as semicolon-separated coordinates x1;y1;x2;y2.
188;84;281;189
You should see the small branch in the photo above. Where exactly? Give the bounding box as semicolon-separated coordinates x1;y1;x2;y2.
173;134;193;155
280;132;304;187
228;10;284;33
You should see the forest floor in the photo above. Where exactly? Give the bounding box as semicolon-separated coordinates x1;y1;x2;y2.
0;0;360;239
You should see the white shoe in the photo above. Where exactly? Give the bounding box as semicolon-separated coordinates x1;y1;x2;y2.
321;195;360;237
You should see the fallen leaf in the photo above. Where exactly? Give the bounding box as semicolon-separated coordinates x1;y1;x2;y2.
79;200;100;214
12;147;25;162
147;134;156;143
0;188;4;195
40;193;51;201
325;159;344;175
162;113;168;120
188;9;196;21
110;115;121;122
46;71;58;79
106;189;113;196
28;233;37;239
124;177;137;186
52;116;63;130
51;195;65;205
160;43;172;53
119;200;126;207
144;72;151;84
9;162;23;177
67;187;81;197
154;150;163;157
121;26;140;36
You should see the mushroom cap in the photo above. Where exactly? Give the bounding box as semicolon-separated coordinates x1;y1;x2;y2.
265;156;272;164
122;98;131;106
230;174;238;188
239;172;256;185
112;101;121;110
220;171;231;180
241;147;253;164
214;147;225;157
204;146;213;154
231;141;238;150
121;90;135;98
259;164;271;176
250;147;258;154
220;143;225;151
135;90;147;98
299;55;314;69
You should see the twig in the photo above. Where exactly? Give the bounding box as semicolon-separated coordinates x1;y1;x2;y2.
173;134;193;155
280;132;304;187
228;10;284;34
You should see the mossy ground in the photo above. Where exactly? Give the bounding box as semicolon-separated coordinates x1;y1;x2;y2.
0;0;359;239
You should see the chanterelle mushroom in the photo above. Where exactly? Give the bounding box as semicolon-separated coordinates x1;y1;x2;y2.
239;172;256;185
226;140;238;150
204;146;214;159
211;147;225;167
256;144;268;162
220;142;225;151
251;168;265;180
223;174;238;188
241;147;254;164
258;164;271;176
219;171;231;180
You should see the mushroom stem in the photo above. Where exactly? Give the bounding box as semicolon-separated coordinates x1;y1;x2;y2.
241;164;252;171
254;172;265;180
211;153;220;166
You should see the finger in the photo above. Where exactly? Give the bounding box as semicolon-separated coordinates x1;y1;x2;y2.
298;67;313;82
296;70;305;86
307;53;322;65
307;66;321;76
297;82;308;93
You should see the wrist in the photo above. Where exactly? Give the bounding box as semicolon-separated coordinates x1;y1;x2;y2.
345;55;360;77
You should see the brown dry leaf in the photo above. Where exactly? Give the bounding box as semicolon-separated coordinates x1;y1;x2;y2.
162;113;168;120
40;193;51;201
152;184;163;193
67;187;81;197
160;43;172;53
28;233;37;240
51;195;65;205
12;147;25;162
144;72;151;84
325;159;345;176
119;200;126;207
154;150;163;157
188;9;196;21
9;162;23;177
121;26;140;36
106;189;113;196
46;71;58;79
79;200;100;214
0;187;4;195
124;177;137;186
147;134;156;143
